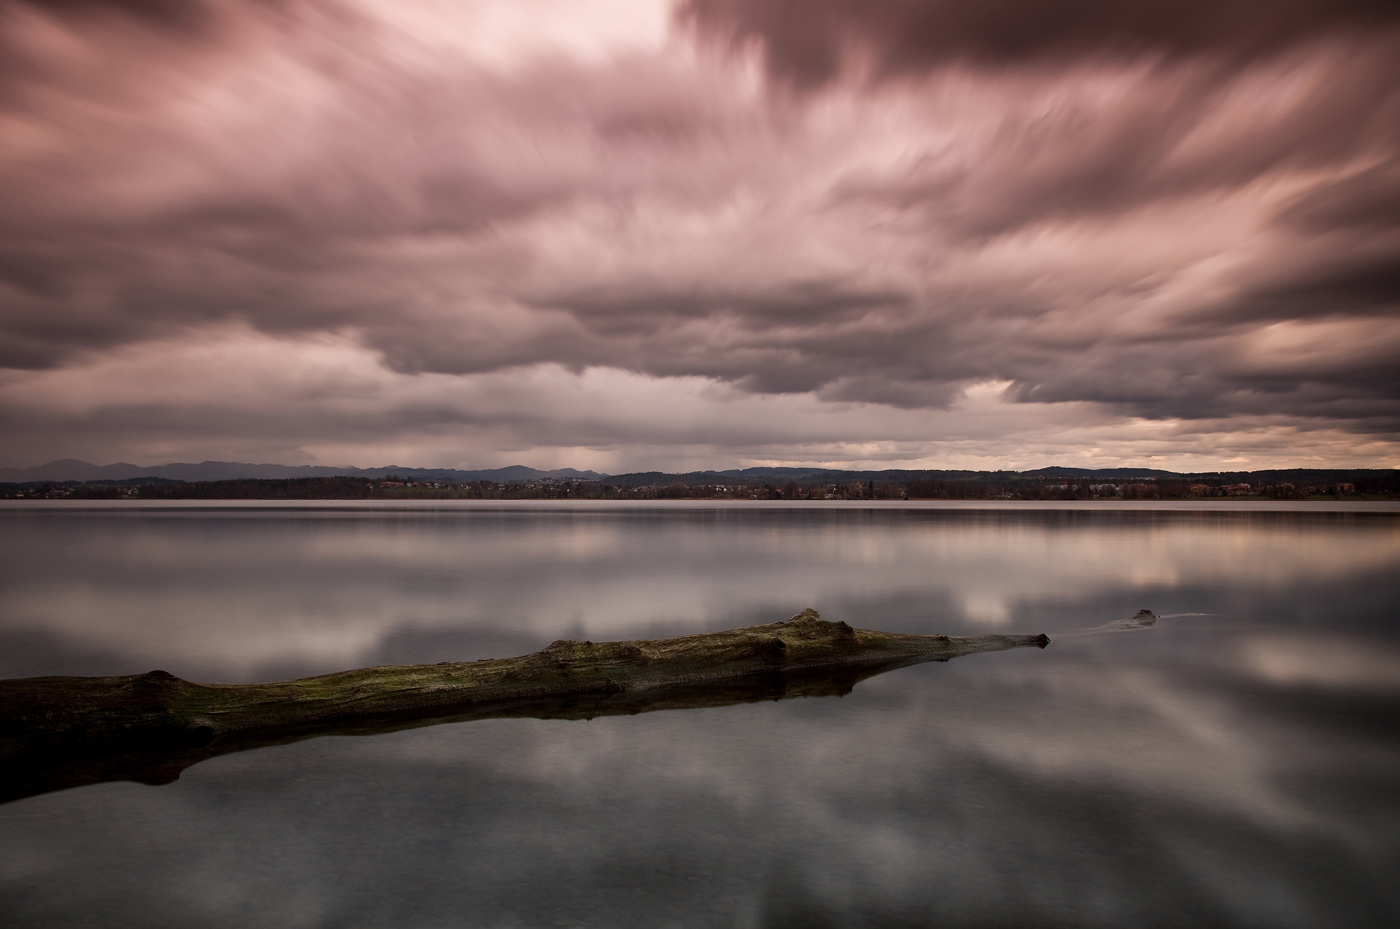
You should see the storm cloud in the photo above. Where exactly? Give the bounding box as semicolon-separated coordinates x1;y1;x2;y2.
679;0;1400;84
0;0;1397;470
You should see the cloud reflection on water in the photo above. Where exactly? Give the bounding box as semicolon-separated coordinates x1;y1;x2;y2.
2;639;1395;927
0;507;1395;681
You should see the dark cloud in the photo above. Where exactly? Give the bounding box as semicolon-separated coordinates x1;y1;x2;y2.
678;0;1400;89
0;0;272;106
5;0;231;33
682;0;1400;246
826;49;1400;241
1280;158;1400;234
1006;352;1400;428
1228;255;1400;324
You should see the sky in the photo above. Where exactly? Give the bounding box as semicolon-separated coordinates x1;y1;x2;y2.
0;0;1397;473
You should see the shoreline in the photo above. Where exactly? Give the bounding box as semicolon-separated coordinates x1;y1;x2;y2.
2;498;1398;512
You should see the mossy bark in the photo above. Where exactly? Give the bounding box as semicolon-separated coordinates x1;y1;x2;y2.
0;610;1049;804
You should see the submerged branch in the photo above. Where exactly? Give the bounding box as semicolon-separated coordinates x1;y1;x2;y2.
0;609;1049;805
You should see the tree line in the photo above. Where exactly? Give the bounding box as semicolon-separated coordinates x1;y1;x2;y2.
3;470;1396;500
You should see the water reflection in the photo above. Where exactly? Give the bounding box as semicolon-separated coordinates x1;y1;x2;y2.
0;505;1396;928
1;507;1396;682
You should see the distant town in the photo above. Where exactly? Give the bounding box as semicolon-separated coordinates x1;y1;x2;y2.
2;466;1395;501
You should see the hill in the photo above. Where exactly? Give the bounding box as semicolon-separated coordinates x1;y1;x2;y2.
0;459;602;484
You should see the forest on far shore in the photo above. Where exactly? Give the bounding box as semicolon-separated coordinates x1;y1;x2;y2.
3;469;1396;501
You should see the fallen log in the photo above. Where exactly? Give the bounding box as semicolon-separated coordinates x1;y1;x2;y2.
0;609;1049;804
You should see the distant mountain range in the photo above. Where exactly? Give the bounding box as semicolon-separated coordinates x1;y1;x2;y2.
0;459;1389;485
0;459;603;484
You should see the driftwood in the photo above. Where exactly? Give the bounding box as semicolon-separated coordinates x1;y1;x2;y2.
0;610;1049;805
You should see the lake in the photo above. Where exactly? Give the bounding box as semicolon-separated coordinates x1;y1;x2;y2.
1;502;1397;928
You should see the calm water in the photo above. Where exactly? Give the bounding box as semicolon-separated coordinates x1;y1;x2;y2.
1;502;1397;928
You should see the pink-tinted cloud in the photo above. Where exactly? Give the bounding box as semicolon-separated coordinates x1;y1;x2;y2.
0;0;1396;468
